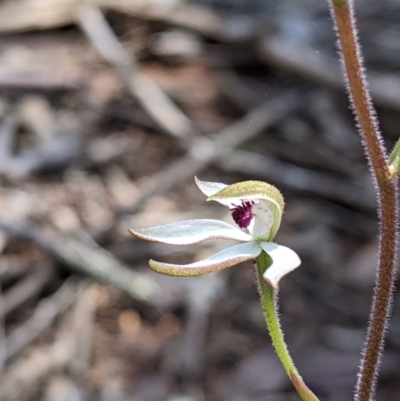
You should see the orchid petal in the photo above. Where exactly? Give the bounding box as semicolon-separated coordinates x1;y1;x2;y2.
149;241;262;277
129;219;252;245
260;242;301;288
195;177;228;197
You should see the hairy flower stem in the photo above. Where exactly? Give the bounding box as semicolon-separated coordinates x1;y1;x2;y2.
328;1;398;400
255;252;320;401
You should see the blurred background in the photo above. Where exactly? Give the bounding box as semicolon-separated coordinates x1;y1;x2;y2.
0;0;400;400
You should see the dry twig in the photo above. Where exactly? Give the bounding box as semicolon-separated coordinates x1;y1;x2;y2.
77;3;195;140
3;278;79;362
0;220;159;302
0;290;85;401
0;264;53;320
68;284;99;379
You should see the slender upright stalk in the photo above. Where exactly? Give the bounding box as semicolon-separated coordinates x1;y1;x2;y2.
328;1;398;400
255;252;320;401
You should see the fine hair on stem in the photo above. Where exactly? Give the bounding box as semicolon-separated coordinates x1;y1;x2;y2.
328;1;399;400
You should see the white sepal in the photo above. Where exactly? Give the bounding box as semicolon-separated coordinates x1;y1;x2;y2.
260;242;301;288
149;241;262;276
129;219;252;245
195;177;228;198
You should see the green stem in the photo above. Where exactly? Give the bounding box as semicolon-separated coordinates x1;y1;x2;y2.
255;252;320;401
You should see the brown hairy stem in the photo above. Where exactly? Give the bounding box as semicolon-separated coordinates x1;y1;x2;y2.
328;1;398;400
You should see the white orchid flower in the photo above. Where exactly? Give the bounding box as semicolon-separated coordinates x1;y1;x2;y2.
129;178;301;288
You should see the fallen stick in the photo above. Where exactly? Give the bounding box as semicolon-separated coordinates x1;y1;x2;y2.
67;284;99;378
2;278;79;362
77;3;195;141
0;264;53;320
0;289;84;400
0;220;159;302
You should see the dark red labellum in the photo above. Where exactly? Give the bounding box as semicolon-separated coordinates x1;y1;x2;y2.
231;201;254;229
